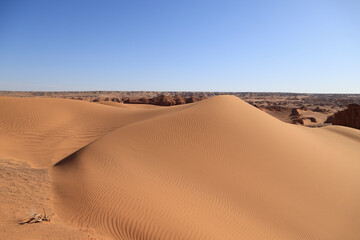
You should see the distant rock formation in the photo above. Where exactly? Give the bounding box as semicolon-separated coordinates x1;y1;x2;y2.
333;104;360;130
289;108;303;125
264;106;287;111
123;97;148;104
185;96;205;104
291;118;304;125
303;117;317;123
173;95;186;105
111;97;121;103
312;107;326;113
290;108;300;117
324;115;334;124
122;95;206;106
91;97;122;103
299;105;308;111
150;95;176;106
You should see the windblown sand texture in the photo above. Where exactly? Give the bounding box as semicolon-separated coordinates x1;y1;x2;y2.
1;95;360;240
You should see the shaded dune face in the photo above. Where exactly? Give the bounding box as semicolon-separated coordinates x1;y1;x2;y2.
50;96;360;240
1;96;360;240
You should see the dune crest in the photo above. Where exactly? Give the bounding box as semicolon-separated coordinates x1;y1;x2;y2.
1;95;360;239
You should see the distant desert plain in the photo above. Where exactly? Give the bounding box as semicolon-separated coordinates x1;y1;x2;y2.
1;91;360;239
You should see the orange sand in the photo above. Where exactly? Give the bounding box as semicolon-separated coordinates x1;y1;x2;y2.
0;95;359;240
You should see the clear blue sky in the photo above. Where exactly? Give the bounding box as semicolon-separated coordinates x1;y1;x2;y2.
0;0;359;92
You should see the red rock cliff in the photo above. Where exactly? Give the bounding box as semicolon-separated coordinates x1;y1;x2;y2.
333;104;360;130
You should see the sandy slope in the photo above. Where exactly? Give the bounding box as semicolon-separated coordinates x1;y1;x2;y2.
0;97;173;168
1;96;360;240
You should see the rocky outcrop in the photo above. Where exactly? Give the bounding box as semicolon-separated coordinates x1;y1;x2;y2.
290;108;300;117
91;97;122;103
173;95;186;105
324;115;334;124
122;97;150;104
264;106;287;111
299;105;308;111
150;95;176;106
121;95;206;106
333;104;360;130
312;107;326;113
291;118;304;125
289;108;303;125
111;97;121;103
303;117;317;123
185;96;205;104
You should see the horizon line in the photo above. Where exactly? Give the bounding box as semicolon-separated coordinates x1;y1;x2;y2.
1;90;360;95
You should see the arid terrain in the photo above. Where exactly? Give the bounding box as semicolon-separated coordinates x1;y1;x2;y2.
2;91;360;127
1;93;360;239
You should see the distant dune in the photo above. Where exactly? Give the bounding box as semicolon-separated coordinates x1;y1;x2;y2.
1;95;360;239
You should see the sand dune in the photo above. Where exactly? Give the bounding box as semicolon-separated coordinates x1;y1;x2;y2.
1;95;360;239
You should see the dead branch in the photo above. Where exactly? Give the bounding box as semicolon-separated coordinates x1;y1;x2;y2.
18;209;51;225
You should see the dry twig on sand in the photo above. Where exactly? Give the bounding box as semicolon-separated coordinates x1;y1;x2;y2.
18;209;51;225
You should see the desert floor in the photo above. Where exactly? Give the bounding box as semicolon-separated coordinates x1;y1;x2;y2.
1;95;360;240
